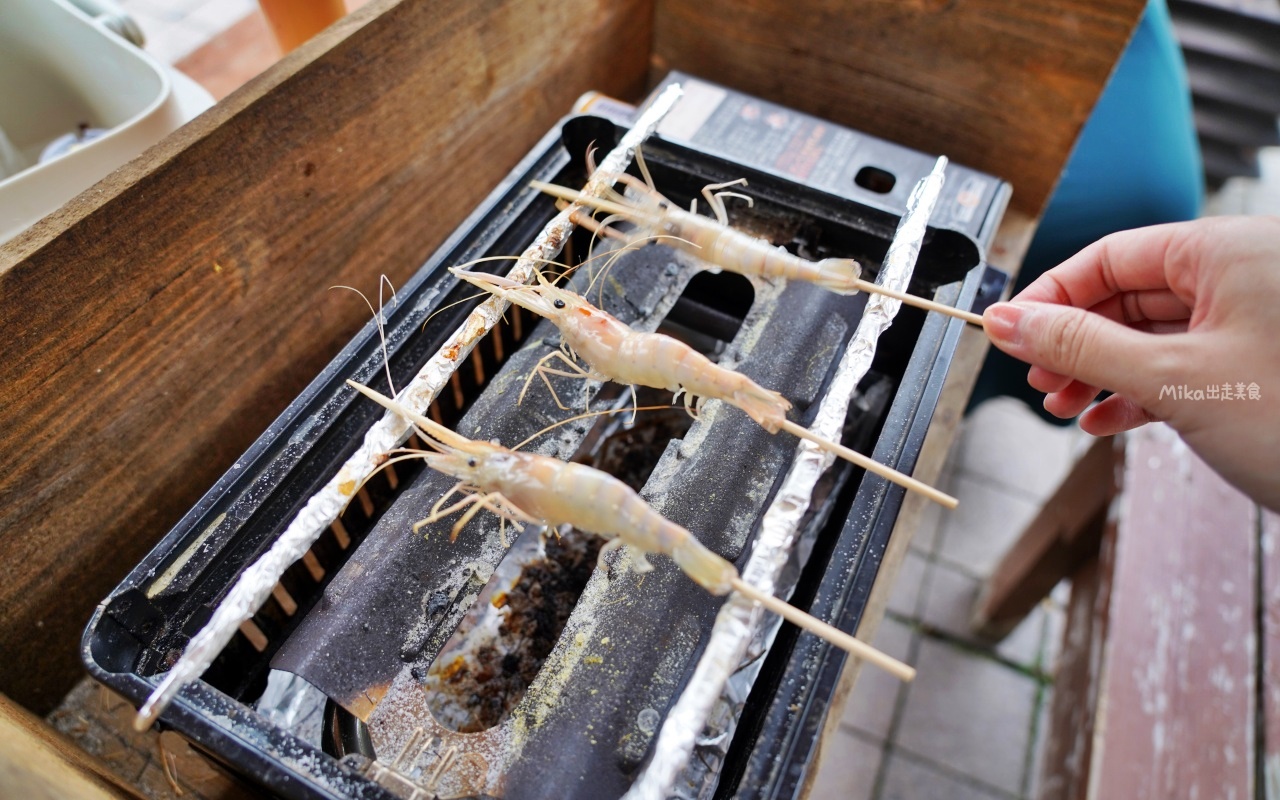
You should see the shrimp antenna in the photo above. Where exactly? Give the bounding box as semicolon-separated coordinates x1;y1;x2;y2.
511;404;671;452
634;145;655;191
451;246;630;285
334;446;445;521
582;234;696;307
332;280;399;396
418;290;497;332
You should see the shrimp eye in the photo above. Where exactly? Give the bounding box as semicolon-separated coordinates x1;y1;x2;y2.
467;458;478;468
553;299;566;309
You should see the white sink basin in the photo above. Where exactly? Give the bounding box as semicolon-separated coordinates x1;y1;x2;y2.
0;0;214;244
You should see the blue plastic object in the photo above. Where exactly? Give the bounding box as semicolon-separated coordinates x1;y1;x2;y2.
972;0;1203;416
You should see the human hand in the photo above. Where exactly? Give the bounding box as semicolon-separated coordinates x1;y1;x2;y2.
982;216;1280;509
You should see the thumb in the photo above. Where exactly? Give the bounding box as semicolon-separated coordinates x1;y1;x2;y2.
984;301;1173;405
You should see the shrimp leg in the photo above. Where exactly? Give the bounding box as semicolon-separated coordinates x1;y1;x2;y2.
519;348;598;409
416;490;534;546
700;178;752;224
413;481;474;537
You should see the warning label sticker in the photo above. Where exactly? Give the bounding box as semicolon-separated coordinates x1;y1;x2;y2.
660;79;861;192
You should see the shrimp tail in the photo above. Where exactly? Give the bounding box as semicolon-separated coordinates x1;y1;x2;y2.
810;258;864;295
732;383;792;434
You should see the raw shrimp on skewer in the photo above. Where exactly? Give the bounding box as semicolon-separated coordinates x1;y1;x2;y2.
530;155;984;326
450;267;958;509
347;380;916;682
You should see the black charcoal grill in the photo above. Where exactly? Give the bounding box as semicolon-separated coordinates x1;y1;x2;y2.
83;74;1009;800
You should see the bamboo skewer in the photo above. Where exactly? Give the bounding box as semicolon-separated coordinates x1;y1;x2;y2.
730;577;916;682
531;180;984;326
848;278;985;326
779;420;958;509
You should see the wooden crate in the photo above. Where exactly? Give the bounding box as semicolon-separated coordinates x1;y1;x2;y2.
0;0;1144;722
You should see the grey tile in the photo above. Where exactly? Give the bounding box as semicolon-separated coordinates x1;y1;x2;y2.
1049;578;1071;609
186;0;256;34
895;638;1039;794
919;561;979;638
141;20;213;63
956;398;1081;501
879;753;1009;800
936;474;1039;577
886;550;928;618
996;606;1046;670
920;562;1044;670
807;731;883;800
840;619;915;739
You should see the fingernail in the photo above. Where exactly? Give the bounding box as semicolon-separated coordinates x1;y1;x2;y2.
983;303;1024;345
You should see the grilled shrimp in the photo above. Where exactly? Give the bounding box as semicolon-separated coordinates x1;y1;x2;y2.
451;268;957;508
348;380;915;681
529;157;984;326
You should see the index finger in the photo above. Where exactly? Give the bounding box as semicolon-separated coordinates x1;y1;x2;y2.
1016;222;1191;309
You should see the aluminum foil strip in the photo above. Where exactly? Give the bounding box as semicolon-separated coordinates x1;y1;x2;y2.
133;84;685;731
625;156;949;800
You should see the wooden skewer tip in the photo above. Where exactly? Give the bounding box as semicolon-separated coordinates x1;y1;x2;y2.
729;577;916;682
779;420;957;509
852;278;985;326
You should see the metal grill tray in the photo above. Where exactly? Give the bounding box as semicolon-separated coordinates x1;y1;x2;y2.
84;88;1008;800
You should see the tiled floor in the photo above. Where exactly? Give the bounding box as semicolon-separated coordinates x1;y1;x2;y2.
810;398;1088;800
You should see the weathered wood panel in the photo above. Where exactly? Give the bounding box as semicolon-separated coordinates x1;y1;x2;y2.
1040;535;1116;800
652;0;1147;215
1089;424;1256;799
1262;509;1280;798
0;0;652;711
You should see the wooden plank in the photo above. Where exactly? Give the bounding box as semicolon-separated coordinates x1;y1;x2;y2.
1038;432;1122;800
1089;424;1257;799
0;0;653;712
1039;546;1115;800
0;693;139;800
1262;509;1280;798
651;0;1147;215
46;679;258;800
972;435;1115;640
